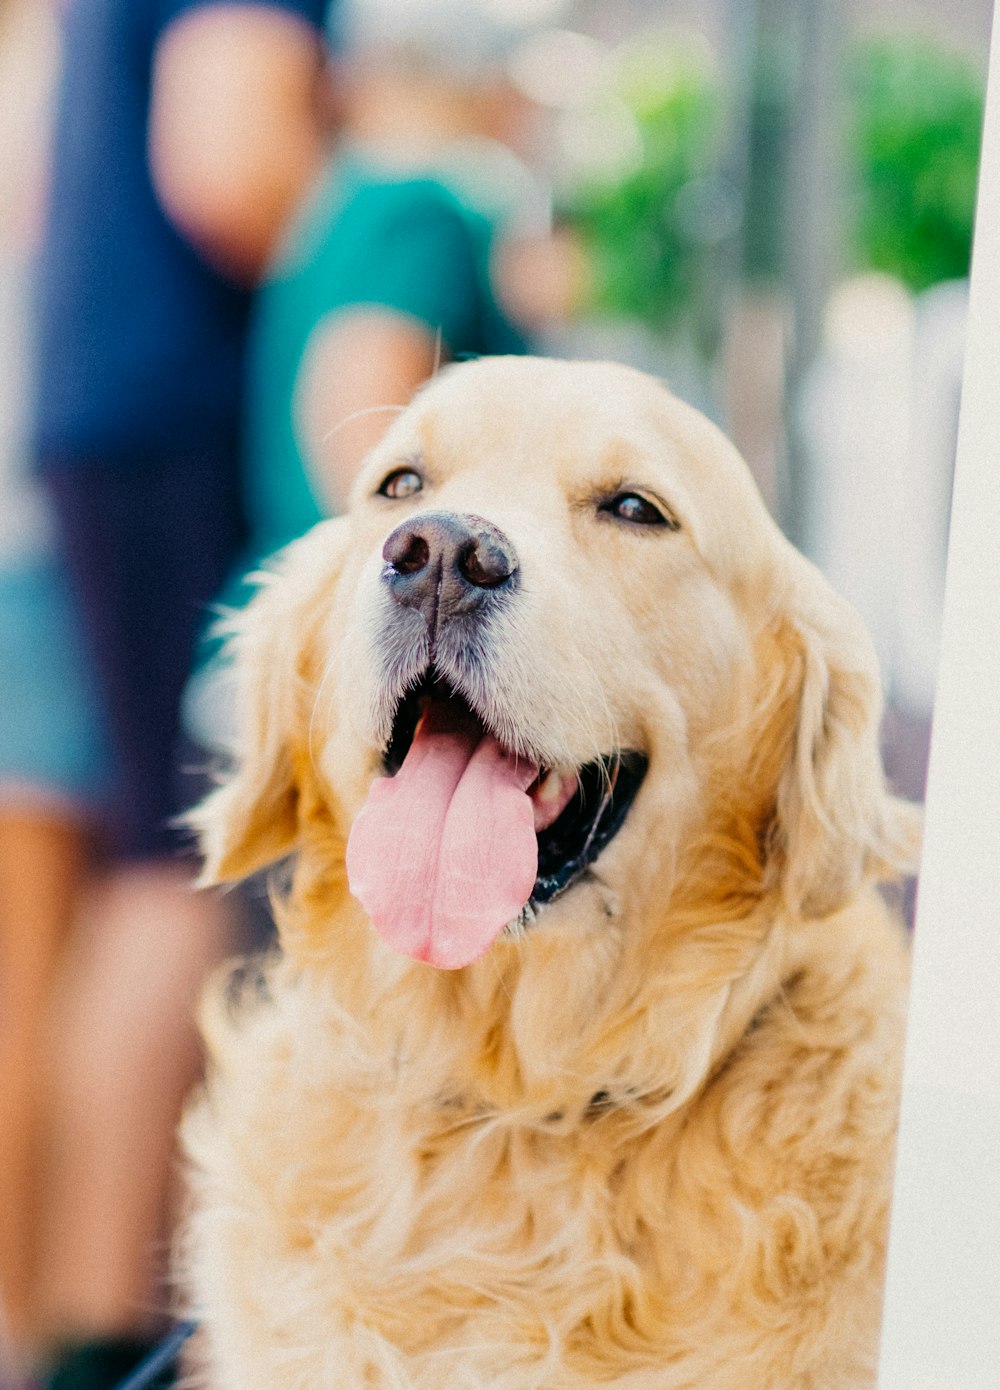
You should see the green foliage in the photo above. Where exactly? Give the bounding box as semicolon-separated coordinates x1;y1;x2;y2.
560;30;984;337
561;37;729;335
846;35;984;291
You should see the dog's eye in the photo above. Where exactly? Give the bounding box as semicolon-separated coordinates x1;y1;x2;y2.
601;492;677;529
378;467;424;500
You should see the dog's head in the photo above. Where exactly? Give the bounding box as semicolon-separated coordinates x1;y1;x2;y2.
194;358;917;982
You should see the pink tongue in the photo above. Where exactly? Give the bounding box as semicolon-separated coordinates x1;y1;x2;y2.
346;705;539;969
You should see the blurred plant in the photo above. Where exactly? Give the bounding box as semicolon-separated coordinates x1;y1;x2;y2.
559;33;734;339
558;27;983;342
846;35;984;292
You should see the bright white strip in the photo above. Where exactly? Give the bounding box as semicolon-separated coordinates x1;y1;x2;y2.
877;11;1000;1389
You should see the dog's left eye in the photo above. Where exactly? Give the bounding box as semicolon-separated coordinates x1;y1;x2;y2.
378;467;424;500
600;492;677;529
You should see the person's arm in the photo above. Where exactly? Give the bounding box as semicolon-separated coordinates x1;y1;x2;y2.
293;308;440;512
149;4;329;282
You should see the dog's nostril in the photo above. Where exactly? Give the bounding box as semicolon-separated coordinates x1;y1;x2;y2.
384;531;430;575
382;512;518;624
459;538;515;589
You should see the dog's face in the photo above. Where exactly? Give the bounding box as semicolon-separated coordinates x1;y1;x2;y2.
197;358;914;977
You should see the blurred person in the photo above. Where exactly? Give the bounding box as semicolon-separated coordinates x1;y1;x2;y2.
260;0;568;513
0;0;108;1372
27;2;334;1386
188;0;583;731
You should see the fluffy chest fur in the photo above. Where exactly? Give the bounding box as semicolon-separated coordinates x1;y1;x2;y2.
182;885;906;1390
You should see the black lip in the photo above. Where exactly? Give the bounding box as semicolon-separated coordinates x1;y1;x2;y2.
383;673;647;908
383;677;433;775
531;752;647;905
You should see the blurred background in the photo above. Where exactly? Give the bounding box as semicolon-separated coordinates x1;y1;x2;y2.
0;0;990;1386
5;0;991;780
517;0;988;801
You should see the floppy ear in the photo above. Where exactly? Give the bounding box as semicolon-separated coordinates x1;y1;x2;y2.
768;549;921;920
189;519;351;886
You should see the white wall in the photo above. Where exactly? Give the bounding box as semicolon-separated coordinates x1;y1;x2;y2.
877;5;1000;1384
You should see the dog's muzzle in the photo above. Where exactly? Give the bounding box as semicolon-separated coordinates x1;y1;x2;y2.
352;508;648;970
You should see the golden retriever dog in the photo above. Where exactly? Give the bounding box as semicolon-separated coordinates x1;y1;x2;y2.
181;357;917;1389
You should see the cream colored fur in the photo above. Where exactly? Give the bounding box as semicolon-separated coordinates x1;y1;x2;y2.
181;358;918;1389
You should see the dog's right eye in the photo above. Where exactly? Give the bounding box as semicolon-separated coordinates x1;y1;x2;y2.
378;467;424;500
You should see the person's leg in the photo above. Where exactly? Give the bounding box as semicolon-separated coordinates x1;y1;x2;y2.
36;454;248;1380
0;557;109;1368
38;862;237;1339
0;808;90;1355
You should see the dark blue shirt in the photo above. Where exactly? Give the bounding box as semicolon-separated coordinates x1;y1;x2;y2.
33;0;329;470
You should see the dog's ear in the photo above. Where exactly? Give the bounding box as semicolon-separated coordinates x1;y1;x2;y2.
767;549;921;920
190;519;350;886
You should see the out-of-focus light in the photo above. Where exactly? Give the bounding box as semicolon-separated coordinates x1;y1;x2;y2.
672;175;743;246
483;0;573;24
825;273;915;357
509;29;610;109
612;27;717;115
556;99;644;183
335;0;576;73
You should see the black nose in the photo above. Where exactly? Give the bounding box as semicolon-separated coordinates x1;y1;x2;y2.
382;511;518;627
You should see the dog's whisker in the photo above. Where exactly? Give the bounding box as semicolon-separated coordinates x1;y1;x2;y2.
307;652;342;779
319;402;407;447
568;647;624;775
432;325;443;378
485;952;516;1009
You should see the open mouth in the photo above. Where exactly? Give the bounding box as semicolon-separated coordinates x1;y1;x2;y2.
383;672;647;909
346;668;648;968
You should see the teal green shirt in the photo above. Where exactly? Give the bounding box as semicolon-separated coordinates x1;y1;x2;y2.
240;150;528;587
